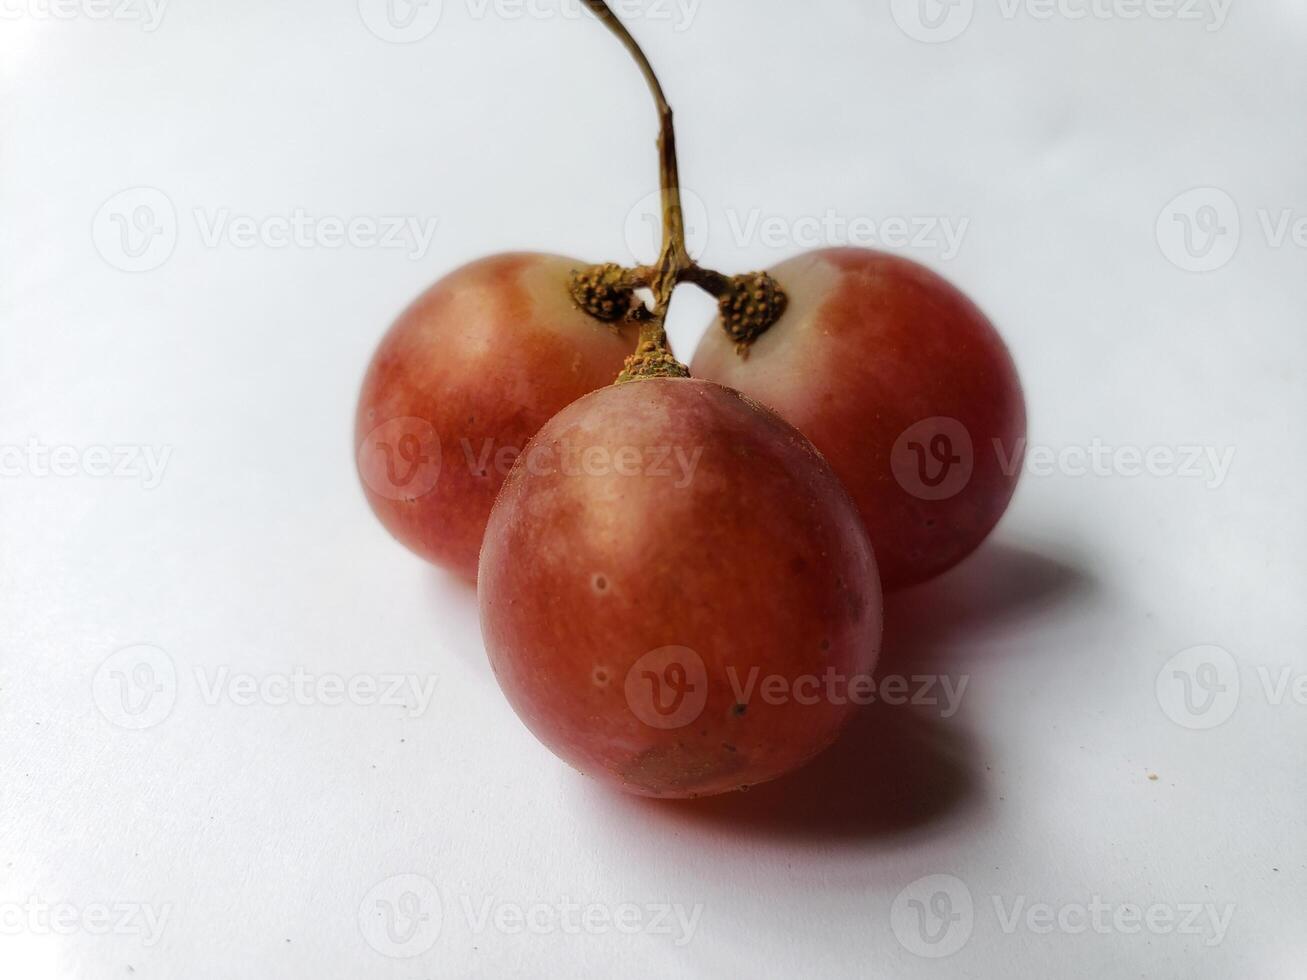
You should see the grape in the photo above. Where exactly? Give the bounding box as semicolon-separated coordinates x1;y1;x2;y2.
355;253;637;579
692;248;1026;590
478;378;883;798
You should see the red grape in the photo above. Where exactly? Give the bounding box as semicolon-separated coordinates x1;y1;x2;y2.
355;253;637;579
692;248;1026;590
479;377;883;798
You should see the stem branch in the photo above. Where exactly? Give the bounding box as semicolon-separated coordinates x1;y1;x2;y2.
577;1;787;376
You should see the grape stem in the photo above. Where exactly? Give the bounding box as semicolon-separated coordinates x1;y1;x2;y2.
578;1;788;379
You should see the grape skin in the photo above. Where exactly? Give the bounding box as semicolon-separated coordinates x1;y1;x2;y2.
356;253;637;580
693;248;1027;590
479;378;883;798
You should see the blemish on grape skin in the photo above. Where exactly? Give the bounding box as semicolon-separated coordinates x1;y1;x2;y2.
731;702;747;717
592;666;610;687
591;573;609;594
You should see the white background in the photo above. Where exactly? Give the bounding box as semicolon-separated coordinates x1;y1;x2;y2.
2;0;1305;977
